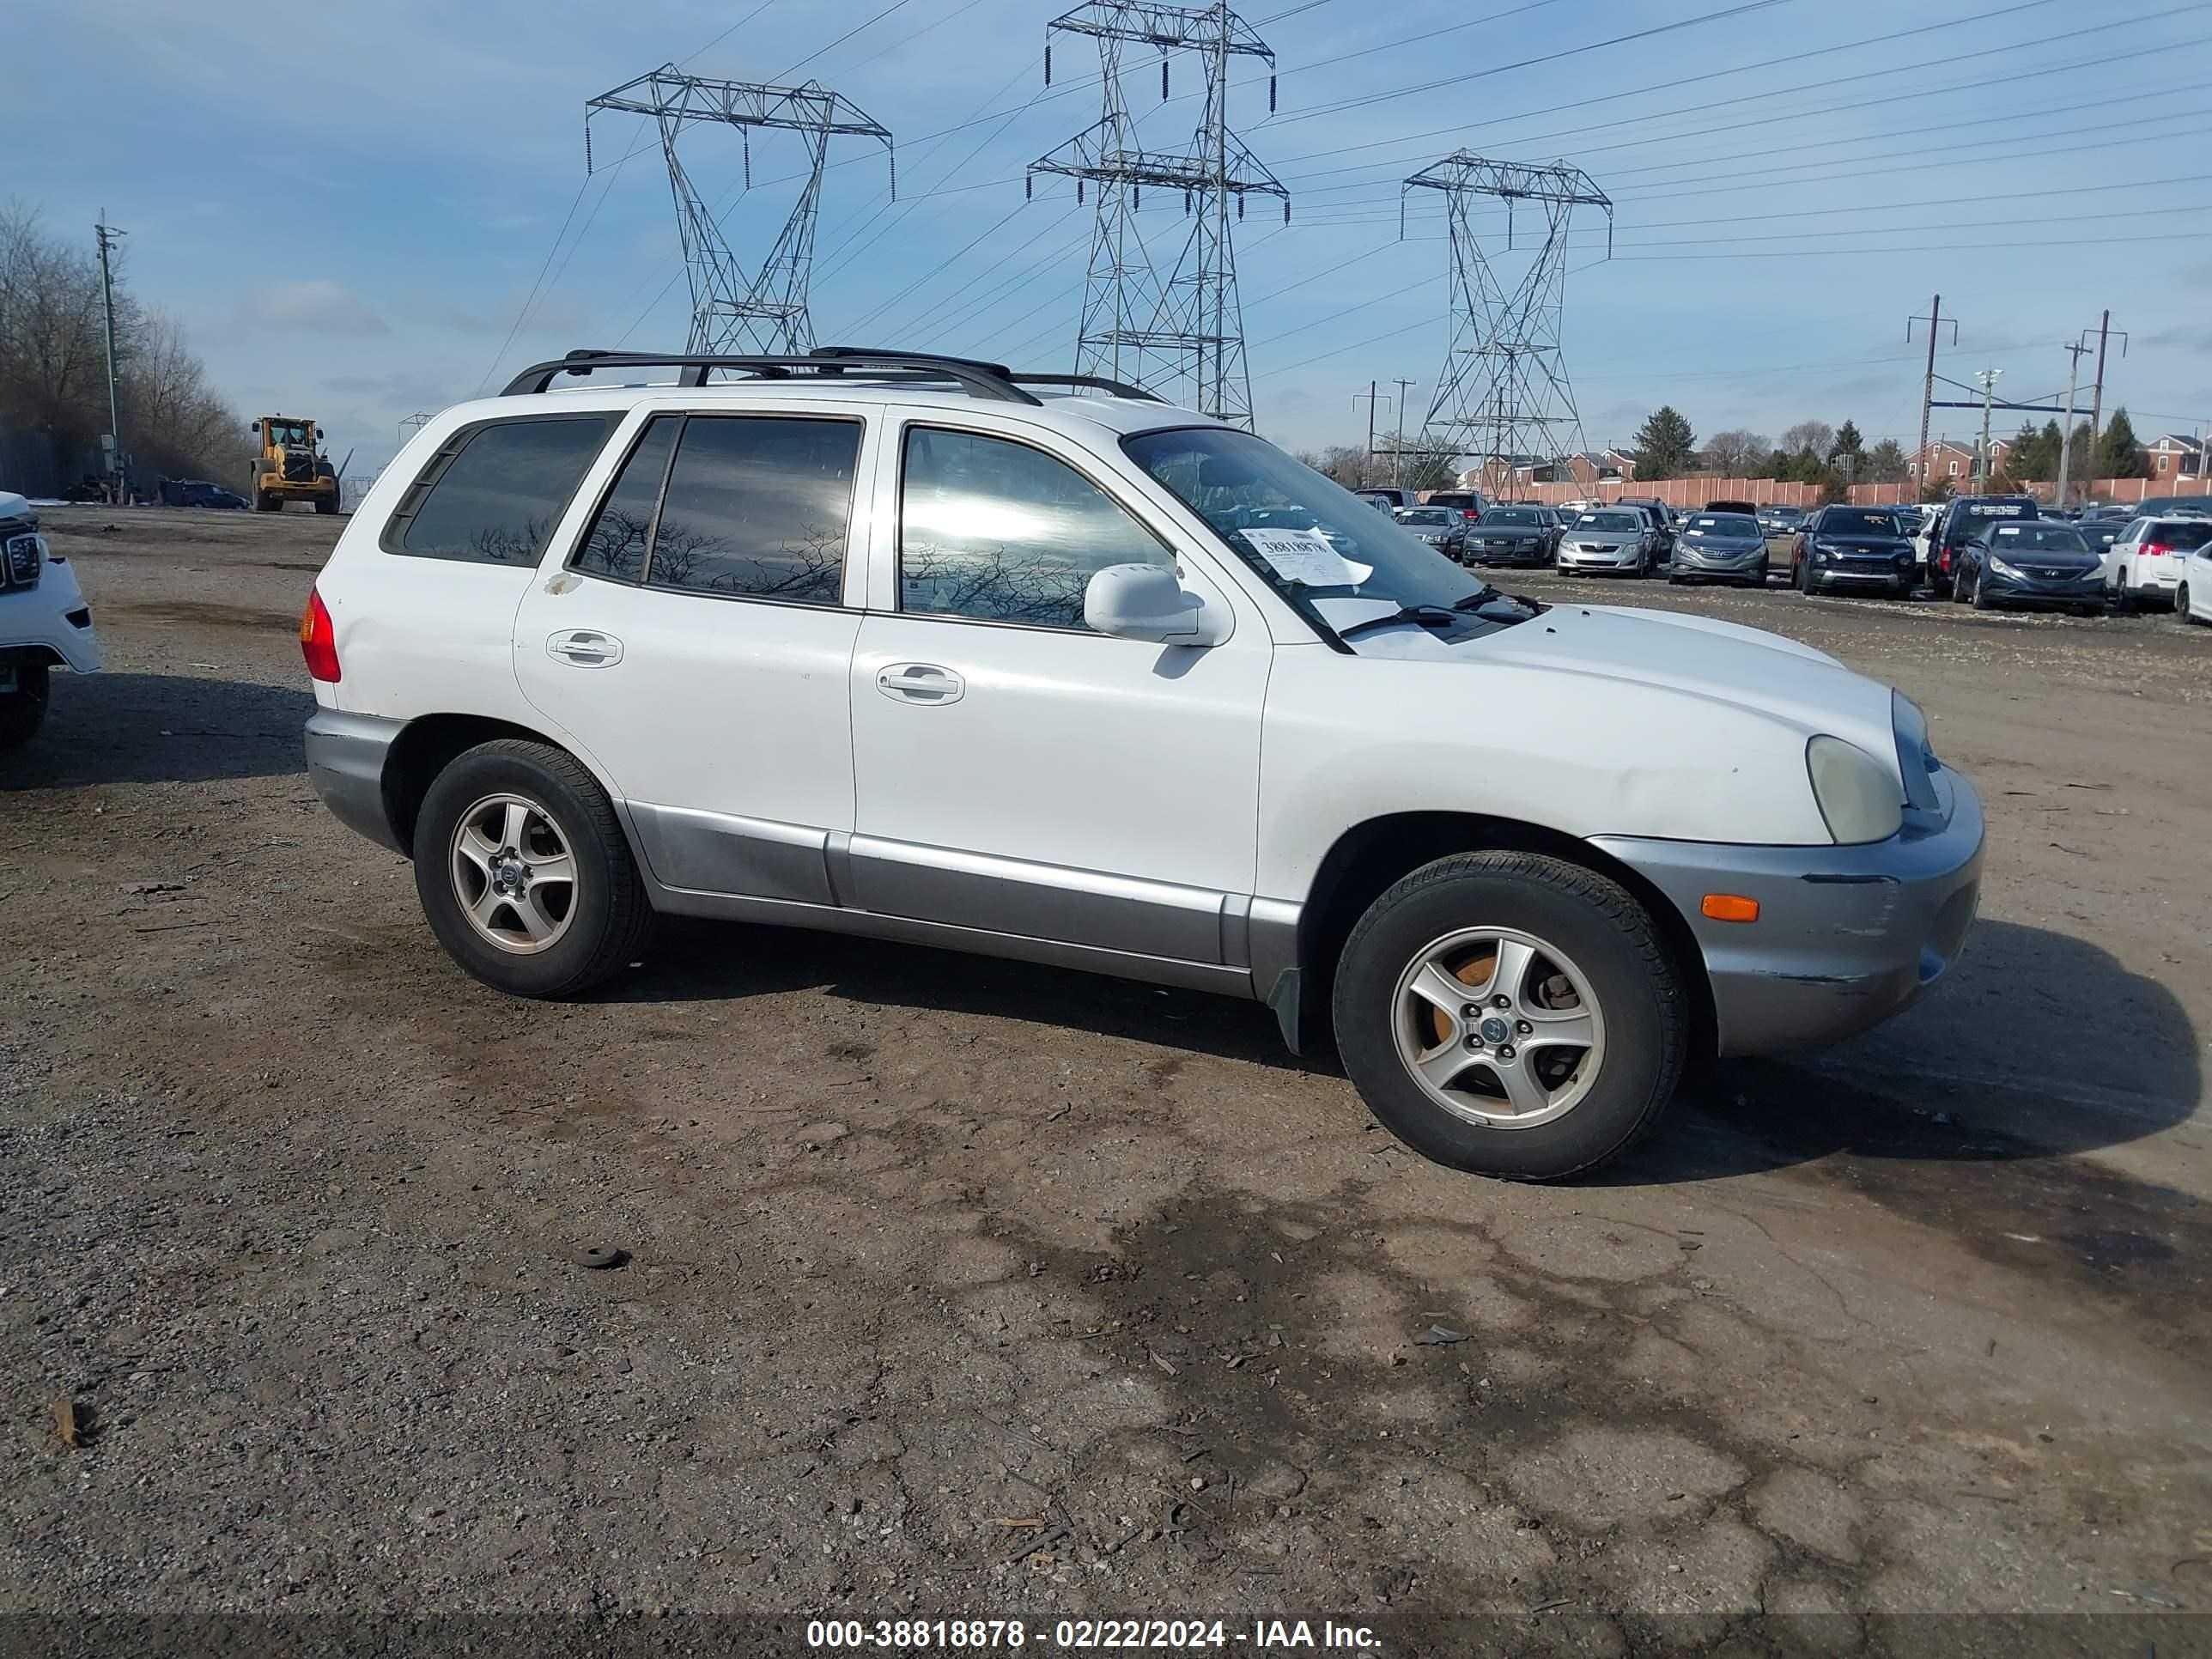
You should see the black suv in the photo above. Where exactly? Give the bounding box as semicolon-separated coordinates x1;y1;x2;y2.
1927;495;2038;599
1789;506;1918;598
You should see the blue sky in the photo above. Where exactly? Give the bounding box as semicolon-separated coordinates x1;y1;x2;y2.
13;0;2211;477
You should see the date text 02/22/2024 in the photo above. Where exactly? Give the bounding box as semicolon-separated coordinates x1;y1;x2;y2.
803;1618;1383;1650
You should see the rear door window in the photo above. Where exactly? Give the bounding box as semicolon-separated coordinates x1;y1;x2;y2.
386;416;615;564
636;416;862;605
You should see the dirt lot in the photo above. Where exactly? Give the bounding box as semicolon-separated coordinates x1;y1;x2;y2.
3;508;2209;1654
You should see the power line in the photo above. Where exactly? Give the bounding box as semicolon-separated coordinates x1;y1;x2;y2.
776;0;921;81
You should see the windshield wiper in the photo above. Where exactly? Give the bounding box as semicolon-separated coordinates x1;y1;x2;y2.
1452;584;1504;610
1334;604;1462;641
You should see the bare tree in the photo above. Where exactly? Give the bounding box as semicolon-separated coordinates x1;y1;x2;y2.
1780;420;1835;462
1703;428;1770;477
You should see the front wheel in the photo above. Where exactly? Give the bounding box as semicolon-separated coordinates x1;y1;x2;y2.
1331;852;1687;1180
0;663;51;752
413;739;653;999
1971;568;1994;611
2179;583;2198;625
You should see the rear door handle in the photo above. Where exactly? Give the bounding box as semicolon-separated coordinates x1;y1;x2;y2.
547;629;623;667
876;662;964;705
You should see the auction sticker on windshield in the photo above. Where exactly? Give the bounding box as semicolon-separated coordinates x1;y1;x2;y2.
1238;527;1373;588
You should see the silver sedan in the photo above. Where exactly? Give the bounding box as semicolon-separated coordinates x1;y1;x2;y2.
1668;513;1770;587
1555;508;1658;576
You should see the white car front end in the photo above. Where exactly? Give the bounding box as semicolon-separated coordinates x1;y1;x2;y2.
0;492;104;750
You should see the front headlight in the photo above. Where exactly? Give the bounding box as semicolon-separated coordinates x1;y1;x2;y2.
1810;538;1843;555
1806;735;1904;845
1987;556;2021;579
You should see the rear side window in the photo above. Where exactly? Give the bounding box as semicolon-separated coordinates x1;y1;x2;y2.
386;416;614;564
647;416;860;605
574;416;680;582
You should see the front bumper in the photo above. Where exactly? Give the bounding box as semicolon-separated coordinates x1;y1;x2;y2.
0;558;103;675
1469;539;1549;565
1674;550;1765;577
305;708;405;853
1982;567;2105;605
1559;544;1642;569
1591;766;1984;1057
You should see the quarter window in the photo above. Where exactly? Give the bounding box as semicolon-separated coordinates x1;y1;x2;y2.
898;427;1170;630
388;416;614;564
644;416;860;605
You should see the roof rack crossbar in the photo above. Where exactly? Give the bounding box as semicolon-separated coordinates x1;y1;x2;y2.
500;348;1042;404
1008;372;1167;404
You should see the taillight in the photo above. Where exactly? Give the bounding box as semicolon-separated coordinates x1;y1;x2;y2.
2142;543;2170;558
300;586;341;683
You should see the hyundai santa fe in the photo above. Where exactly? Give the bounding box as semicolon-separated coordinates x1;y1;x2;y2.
300;348;1984;1181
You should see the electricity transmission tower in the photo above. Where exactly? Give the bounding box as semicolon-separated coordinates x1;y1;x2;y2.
1029;1;1286;428
589;66;893;356
1401;154;1610;489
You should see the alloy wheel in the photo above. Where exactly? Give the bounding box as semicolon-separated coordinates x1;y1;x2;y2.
449;793;579;955
1390;926;1606;1129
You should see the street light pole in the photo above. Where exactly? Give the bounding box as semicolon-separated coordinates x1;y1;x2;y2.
1974;368;2002;491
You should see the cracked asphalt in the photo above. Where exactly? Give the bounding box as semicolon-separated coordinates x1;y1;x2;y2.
3;511;2209;1656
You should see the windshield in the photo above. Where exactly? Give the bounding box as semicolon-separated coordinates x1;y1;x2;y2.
268;421;313;447
1121;427;1532;638
1987;524;2090;553
1401;508;1453;526
1685;514;1758;535
1577;511;1641;532
1821;508;1903;535
1480;507;1541;526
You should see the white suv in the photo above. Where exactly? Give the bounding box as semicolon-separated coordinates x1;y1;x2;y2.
303;349;1984;1180
2107;514;2212;612
0;489;103;750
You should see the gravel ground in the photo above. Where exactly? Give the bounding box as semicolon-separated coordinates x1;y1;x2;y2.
3;509;2209;1656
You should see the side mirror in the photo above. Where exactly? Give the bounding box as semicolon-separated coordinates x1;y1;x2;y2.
250;421;260;434
1085;562;1231;647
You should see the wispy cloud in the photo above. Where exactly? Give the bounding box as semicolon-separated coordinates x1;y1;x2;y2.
246;280;390;337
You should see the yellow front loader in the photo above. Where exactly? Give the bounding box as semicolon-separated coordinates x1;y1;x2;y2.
246;416;339;514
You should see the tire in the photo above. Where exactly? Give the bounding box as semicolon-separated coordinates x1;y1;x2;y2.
2179;583;2197;625
1330;851;1688;1181
1796;557;1816;596
0;663;51;752
2113;576;2134;615
412;738;652;999
314;491;338;515
1970;568;1994;611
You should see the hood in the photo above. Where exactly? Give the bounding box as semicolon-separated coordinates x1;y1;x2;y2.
1676;532;1763;553
1988;544;2100;568
0;491;30;520
1346;601;1898;777
1566;526;1641;545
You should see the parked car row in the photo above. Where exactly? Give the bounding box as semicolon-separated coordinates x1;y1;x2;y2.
1389;490;2212;622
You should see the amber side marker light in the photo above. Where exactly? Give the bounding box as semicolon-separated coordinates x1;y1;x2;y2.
1701;894;1760;923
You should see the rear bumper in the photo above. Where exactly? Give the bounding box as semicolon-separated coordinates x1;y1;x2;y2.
304;708;404;853
1591;768;1985;1057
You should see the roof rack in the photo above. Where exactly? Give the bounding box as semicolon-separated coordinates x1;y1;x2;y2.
500;346;1167;406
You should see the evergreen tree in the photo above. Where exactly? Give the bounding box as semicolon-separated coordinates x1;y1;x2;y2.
2097;408;2147;478
1631;405;1697;480
1831;420;1863;463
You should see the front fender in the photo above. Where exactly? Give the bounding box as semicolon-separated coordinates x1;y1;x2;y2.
1254;646;1833;902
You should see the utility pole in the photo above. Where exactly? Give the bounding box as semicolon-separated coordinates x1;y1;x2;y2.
2086;309;2111;449
1974;368;2002;491
1906;295;1956;491
1391;376;1418;485
94;214;126;498
1353;381;1391;489
2056;337;2093;507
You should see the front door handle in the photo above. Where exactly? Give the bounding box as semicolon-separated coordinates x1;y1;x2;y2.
876;662;964;705
547;629;623;668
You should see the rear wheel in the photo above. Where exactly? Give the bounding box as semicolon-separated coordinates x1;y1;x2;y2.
413;739;652;999
1332;852;1687;1180
0;662;51;752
